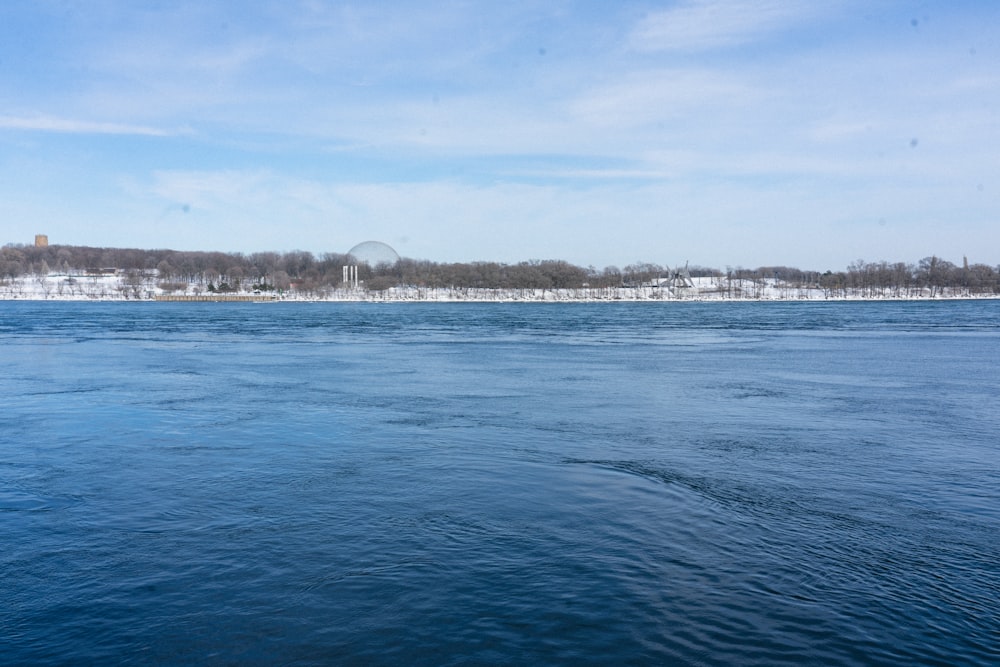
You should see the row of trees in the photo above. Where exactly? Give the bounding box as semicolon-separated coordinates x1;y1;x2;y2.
717;257;1000;298
2;243;998;296
0;244;344;288
0;243;710;292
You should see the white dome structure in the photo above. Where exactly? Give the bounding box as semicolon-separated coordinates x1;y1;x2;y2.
347;241;400;266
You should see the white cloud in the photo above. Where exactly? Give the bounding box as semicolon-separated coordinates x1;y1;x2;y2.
629;0;828;52
569;68;755;129
0;115;186;137
805;119;875;143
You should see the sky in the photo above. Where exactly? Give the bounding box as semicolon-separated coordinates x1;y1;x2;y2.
1;0;997;270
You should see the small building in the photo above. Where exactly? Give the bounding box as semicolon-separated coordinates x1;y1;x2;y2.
35;234;48;247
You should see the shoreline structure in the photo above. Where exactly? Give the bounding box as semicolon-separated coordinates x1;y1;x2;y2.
1;273;996;302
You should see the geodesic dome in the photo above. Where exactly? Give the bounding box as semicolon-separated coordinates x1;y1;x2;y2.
347;241;400;266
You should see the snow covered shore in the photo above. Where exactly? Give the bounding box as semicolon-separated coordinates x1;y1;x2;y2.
1;273;995;302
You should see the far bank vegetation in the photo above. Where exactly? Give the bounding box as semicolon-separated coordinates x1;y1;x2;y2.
2;243;998;298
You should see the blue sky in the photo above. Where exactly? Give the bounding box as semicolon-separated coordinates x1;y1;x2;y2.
1;0;997;270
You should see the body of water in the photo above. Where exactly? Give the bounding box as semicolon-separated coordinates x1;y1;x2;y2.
2;301;999;665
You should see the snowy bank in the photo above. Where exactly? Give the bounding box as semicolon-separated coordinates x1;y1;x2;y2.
1;273;996;302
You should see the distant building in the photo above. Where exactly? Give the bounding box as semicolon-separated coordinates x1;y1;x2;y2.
35;234;49;247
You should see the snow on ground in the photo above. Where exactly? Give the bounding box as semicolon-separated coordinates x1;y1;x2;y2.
0;272;993;302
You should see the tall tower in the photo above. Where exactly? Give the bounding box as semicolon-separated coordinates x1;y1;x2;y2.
35;234;49;247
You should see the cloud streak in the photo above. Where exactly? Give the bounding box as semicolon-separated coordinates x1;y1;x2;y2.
0;115;187;137
629;0;830;52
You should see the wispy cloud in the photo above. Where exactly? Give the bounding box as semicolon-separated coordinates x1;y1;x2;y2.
629;0;827;52
570;68;754;128
0;115;188;137
151;169;283;207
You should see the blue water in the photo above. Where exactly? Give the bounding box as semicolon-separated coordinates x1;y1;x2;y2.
2;301;999;665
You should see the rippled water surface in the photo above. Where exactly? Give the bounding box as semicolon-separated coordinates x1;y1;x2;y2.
3;301;999;665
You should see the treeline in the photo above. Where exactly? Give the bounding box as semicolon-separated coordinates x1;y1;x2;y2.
0;243;714;292
0;244;352;293
720;257;1000;298
2;243;998;296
